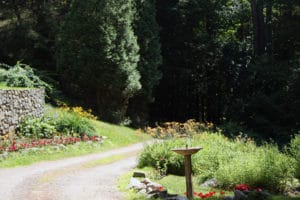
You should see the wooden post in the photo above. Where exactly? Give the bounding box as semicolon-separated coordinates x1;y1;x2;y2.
171;147;201;200
184;154;193;199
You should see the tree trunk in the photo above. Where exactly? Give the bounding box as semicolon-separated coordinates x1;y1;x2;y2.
266;0;273;58
13;1;22;26
250;0;266;56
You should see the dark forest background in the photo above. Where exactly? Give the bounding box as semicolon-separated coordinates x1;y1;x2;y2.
0;0;299;143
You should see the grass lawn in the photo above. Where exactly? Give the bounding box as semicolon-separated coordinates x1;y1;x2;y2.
119;167;300;200
119;168;231;200
0;119;151;168
91;120;150;148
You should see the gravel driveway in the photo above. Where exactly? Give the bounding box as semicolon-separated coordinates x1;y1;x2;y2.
0;142;150;200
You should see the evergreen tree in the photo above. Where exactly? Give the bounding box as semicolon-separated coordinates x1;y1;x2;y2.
127;0;162;127
152;0;229;122
56;0;141;123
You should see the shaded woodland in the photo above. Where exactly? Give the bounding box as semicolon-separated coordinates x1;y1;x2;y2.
0;0;299;143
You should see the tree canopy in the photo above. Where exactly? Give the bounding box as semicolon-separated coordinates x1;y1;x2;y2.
0;0;299;142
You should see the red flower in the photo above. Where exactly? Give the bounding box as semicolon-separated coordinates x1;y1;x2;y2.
220;191;225;195
184;191;217;199
196;191;216;199
8;145;17;152
235;184;251;191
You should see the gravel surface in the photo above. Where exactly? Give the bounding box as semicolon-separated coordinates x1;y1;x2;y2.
0;142;150;200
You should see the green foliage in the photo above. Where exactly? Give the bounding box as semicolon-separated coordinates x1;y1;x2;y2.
150;0;299;145
227;59;300;143
287;134;300;178
0;1;66;71
127;0;162;127
0;0;299;144
1;116;151;168
56;0;141;123
215;143;295;192
138;123;297;192
44;106;95;136
18;117;56;139
17;106;95;139
0;62;51;90
138;139;185;175
219;121;261;141
50;109;95;136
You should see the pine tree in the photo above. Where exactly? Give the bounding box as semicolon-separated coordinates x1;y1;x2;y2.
56;0;141;123
127;0;162;127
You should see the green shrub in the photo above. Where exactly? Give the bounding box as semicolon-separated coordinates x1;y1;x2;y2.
17;106;96;139
215;144;295;192
288;134;300;178
52;111;95;136
138;139;186;175
219;121;260;141
0;62;51;91
192;133;236;183
18;117;56;139
138;130;297;192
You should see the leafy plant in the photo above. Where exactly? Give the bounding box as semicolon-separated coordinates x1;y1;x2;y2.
53;111;95;136
17;106;96;139
138;139;185;175
0;62;52;91
219;121;260;141
138;121;297;192
18;117;56;139
215;144;296;192
44;106;95;137
287;134;300;178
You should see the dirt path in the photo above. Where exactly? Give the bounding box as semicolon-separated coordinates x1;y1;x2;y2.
0;142;150;200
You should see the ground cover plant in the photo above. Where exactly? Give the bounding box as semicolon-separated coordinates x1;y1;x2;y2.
138;120;299;194
0;62;52;91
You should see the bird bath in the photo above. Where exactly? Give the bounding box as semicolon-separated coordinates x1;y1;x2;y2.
172;146;202;199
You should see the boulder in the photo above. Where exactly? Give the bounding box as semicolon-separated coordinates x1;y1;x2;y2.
127;177;145;190
200;178;218;188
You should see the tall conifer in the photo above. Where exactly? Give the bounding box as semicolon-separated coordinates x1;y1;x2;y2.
127;0;162;126
56;0;140;123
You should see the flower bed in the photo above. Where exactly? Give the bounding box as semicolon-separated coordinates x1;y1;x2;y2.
0;135;103;154
182;184;269;199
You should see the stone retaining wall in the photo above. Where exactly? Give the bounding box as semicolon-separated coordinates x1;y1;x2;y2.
0;88;45;135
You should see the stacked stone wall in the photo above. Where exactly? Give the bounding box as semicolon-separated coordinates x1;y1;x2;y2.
0;88;45;135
